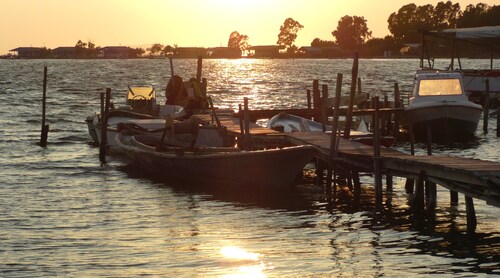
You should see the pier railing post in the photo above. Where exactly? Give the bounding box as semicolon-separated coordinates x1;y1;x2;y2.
330;74;343;157
321;84;329;131
306;89;312;110
243;97;252;150
483;79;490;133
344;52;359;139
196;56;203;81
312;80;321;121
393;82;401;138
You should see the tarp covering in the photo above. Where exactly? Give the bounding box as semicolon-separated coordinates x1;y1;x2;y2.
430;26;500;39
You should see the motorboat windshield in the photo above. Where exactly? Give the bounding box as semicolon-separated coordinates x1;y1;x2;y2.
418;78;463;96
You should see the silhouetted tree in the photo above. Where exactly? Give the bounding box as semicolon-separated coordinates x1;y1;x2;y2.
227;31;249;51
433;1;461;28
129;48;145;58
148;43;164;56
310;38;336;47
75;40;88;58
362;36;398;57
277;18;304;52
332;15;371;51
457;3;500;27
163;45;175;56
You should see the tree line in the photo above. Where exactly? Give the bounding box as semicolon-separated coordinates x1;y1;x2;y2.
225;1;499;57
21;1;497;59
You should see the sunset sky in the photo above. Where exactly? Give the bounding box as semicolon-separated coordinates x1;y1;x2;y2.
1;0;498;55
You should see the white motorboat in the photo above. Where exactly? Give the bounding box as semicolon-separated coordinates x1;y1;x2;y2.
405;71;483;140
420;26;500;104
267;112;395;147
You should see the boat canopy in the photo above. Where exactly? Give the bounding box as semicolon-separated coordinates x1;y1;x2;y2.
127;85;156;101
428;26;500;40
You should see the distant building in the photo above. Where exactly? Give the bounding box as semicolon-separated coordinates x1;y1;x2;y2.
249;45;285;58
101;46;132;58
208;47;241;58
175;47;207;58
52;47;77;58
9;47;44;58
400;43;421;56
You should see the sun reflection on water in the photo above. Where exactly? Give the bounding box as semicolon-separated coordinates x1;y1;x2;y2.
220;246;272;278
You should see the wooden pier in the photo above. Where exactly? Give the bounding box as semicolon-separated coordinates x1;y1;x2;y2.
194;112;500;233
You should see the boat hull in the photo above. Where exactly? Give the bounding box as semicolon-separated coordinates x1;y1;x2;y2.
115;134;316;189
406;103;482;140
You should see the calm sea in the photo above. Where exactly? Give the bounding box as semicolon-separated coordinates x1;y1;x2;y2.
0;58;499;277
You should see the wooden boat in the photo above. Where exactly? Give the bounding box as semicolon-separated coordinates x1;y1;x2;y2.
267;112;395;147
405;70;482;140
114;131;316;188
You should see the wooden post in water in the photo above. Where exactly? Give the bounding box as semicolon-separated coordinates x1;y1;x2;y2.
357;77;362;95
405;114;416;194
40;66;49;147
196;56;203;81
330;74;343;157
321;84;329;131
414;171;426;216
243;97;251;150
393;83;401;138
372;96;383;209
483;79;490;133
465;196;477;234
169;57;174;78
312;80;321;121
99;88;111;163
306;89;312;110
344;53;359;139
425;125;437;210
497;96;500;137
328;74;343;198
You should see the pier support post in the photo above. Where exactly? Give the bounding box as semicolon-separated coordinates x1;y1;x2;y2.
465;196;477;234
99;88;111;164
353;171;361;204
40;66;49;147
450;191;459;206
413;172;425;215
405;114;415;194
425;125;437;210
386;176;393;192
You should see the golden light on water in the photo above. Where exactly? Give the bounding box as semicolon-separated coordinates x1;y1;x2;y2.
220;246;272;277
221;246;260;261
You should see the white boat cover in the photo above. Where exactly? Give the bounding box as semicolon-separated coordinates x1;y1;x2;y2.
431;26;500;39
